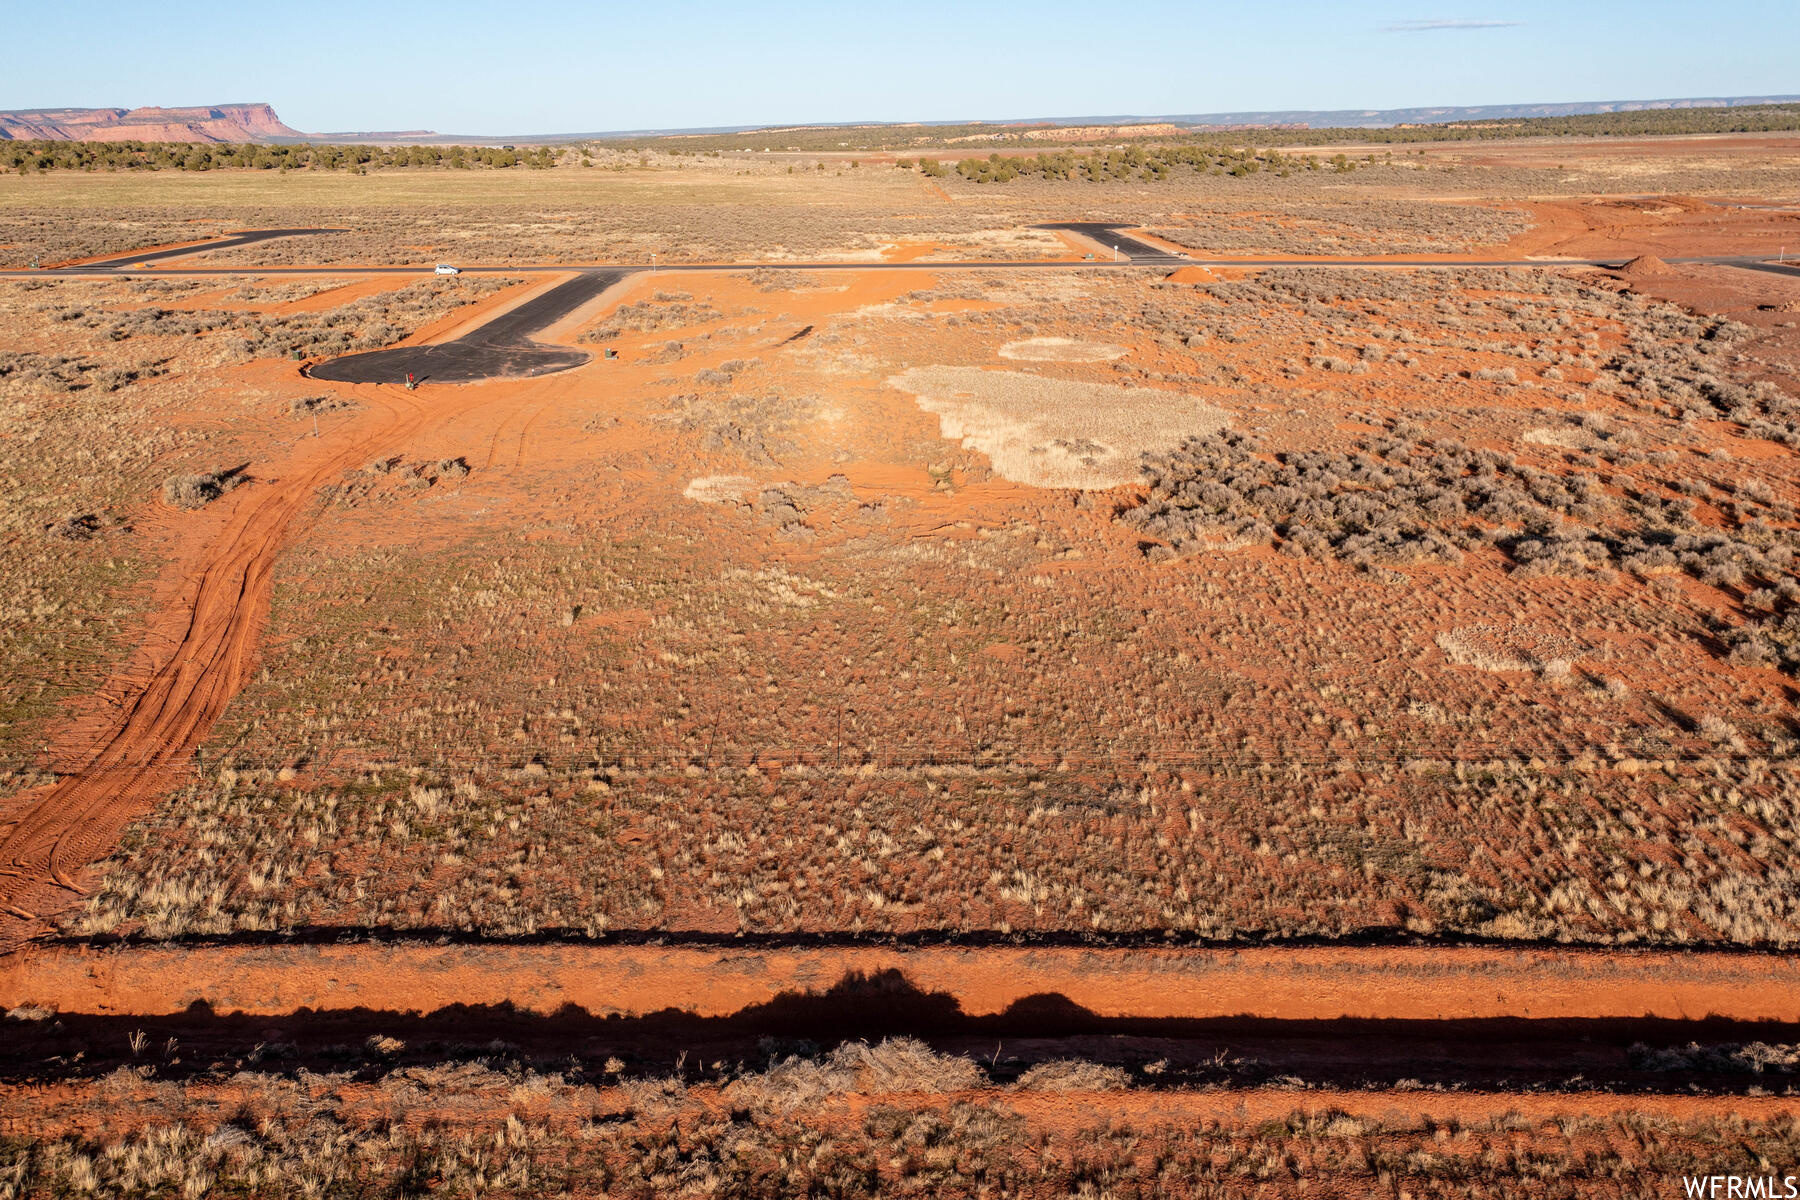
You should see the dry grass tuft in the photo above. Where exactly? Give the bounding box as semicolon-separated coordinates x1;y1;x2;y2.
161;469;243;510
997;336;1129;363
1011;1060;1133;1091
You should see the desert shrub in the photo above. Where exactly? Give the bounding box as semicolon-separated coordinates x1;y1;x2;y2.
1127;425;1800;607
1124;430;1554;566
162;470;241;510
693;358;756;387
1630;1041;1800;1074
0;350;163;393
46;513;102;541
9;1070;1799;1199
25;278;510;364
578;296;724;343
1011;1060;1133;1091
743;268;808;292
1150;197;1528;255
652;390;818;465
658;1037;983;1118
1725;610;1800;674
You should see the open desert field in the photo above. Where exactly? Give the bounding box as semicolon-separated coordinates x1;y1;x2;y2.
4;129;1800;1194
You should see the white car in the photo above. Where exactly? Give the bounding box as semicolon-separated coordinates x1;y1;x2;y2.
434;264;461;276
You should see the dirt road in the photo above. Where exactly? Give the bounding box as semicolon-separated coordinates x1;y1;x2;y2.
9;941;1800;1022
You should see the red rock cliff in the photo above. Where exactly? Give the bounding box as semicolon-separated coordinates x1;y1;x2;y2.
0;103;304;142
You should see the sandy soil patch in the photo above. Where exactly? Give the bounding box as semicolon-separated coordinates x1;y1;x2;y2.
888;366;1228;489
683;474;757;504
998;336;1129;363
1521;426;1604;451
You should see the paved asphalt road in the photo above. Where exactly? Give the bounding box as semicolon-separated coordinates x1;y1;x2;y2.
63;228;348;271
11;228;1798;382
12;256;1793;276
9;226;1796;276
307;270;627;385
1730;260;1800;281
1036;222;1187;262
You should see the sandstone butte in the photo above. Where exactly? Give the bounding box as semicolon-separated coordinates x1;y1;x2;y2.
0;103;303;143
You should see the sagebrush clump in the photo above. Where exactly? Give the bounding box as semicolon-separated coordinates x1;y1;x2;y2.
1126;428;1800;598
162;470;241;510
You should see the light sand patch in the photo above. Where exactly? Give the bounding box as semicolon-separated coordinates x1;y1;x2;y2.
683;475;756;504
888;366;1228;489
999;337;1129;363
1522;427;1598;451
850;303;930;323
979;273;1099;304
1522;425;1628;454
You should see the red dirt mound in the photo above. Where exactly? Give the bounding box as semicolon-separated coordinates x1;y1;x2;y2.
1617;254;1675;277
1165;266;1217;283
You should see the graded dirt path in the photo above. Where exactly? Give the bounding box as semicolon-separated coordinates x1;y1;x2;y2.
8;942;1800;1022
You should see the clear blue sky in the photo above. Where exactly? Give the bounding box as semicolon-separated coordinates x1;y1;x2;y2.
6;0;1794;135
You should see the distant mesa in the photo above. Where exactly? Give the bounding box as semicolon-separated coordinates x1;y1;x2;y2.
308;130;442;142
0;103;303;143
7;93;1798;147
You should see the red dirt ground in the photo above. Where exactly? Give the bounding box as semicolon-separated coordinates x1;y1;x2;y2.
7;943;1800;1022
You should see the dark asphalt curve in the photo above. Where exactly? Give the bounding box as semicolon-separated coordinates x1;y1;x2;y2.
67;228;346;270
306;270;627;385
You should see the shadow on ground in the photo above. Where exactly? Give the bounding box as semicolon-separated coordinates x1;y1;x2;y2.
7;968;1795;1093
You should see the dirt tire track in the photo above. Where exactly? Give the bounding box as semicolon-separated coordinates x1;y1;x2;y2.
481;415;508;471
511;399;555;470
0;259;635;945
477;392;553;473
0;387;458;951
0;267;613;950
